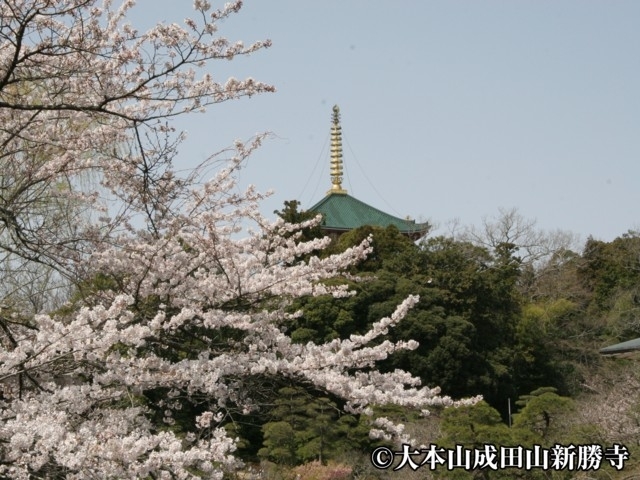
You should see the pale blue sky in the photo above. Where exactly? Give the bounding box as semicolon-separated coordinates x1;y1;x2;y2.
132;1;640;243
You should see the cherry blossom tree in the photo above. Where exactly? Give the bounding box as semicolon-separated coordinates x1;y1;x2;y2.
0;1;477;478
0;0;273;309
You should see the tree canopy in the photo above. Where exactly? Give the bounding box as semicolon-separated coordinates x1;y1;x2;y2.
0;2;473;478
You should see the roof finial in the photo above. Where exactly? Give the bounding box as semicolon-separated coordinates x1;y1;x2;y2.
328;105;347;194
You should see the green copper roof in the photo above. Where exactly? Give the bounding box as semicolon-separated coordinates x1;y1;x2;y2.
309;192;429;238
600;337;640;355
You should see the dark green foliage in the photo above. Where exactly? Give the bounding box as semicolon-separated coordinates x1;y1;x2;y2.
274;199;324;243
288;293;360;343
327;224;417;272
286;227;562;416
258;386;372;465
223;203;640;468
439;401;512;448
260;421;297;465
512;387;575;445
437;391;586;480
579;233;640;338
516;231;640;397
437;402;514;479
580;234;640;306
347;233;527;410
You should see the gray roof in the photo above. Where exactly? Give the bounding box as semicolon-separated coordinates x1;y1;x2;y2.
600;337;640;355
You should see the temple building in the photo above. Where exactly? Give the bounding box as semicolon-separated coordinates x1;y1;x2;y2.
308;106;429;240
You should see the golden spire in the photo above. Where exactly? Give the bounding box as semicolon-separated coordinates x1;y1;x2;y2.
328;105;347;194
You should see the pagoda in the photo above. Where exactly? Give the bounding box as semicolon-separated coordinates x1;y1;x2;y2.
309;106;429;240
